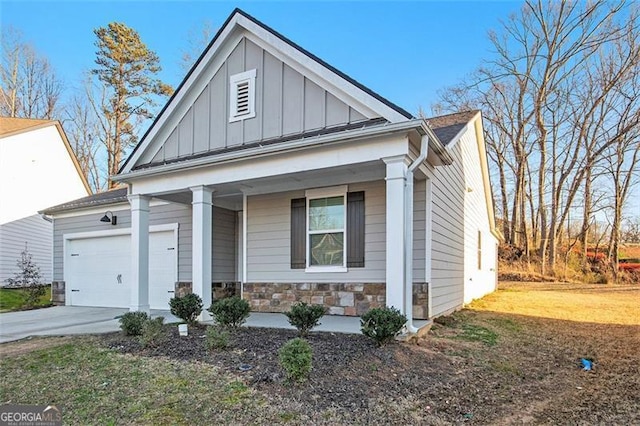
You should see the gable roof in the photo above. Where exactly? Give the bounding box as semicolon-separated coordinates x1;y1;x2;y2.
119;8;413;175
0;117;92;194
0;117;53;137
425;110;480;146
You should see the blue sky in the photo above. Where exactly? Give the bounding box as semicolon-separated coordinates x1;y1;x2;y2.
1;1;520;115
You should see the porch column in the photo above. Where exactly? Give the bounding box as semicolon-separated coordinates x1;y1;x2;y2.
384;156;408;314
191;185;213;320
128;194;150;313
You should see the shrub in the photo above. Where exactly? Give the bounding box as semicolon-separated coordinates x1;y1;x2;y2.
205;325;230;351
207;296;250;328
360;307;407;346
278;338;312;382
169;293;203;326
140;317;165;348
284;302;327;337
5;248;45;308
119;311;150;336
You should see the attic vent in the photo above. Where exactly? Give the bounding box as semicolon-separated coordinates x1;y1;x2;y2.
229;69;256;122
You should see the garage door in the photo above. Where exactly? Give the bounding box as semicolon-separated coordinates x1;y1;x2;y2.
65;230;176;309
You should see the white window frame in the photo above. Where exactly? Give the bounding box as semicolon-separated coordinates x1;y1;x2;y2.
229;69;257;122
305;185;348;273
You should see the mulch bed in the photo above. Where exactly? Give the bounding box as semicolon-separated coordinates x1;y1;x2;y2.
101;325;488;422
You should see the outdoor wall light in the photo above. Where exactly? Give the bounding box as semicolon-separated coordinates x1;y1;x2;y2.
100;211;117;225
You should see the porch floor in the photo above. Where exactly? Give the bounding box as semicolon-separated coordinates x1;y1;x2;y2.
203;312;430;335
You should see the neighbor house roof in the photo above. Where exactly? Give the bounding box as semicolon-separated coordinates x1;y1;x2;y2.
426;110;480;146
41;188;127;215
0;117;53;137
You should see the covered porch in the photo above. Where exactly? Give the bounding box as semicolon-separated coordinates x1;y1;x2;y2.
118;124;442;329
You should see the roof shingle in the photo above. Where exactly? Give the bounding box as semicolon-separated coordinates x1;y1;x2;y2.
0;117;53;137
426;110;479;146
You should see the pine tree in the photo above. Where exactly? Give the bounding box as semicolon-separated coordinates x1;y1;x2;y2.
91;22;173;188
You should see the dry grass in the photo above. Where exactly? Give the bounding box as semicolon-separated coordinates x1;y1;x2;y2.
472;281;640;325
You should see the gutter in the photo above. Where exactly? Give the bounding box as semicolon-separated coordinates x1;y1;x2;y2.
114;119;450;182
404;134;429;334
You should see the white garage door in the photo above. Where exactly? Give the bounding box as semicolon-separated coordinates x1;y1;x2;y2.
66;230;176;309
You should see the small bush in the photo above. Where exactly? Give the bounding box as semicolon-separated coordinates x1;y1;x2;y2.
205;325;230;351
140;317;165;348
360;307;407;346
284;302;327;337
278;338;312;382
169;293;203;326
119;311;150;336
207;296;250;328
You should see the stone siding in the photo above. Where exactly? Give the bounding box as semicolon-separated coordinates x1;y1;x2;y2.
243;282;430;319
51;280;65;305
174;281;241;302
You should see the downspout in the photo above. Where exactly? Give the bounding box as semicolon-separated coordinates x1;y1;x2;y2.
404;134;429;334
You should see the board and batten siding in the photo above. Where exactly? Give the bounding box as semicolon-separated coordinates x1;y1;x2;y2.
246;179;426;283
0;215;53;283
460;128;498;303
142;38;370;166
430;142;466;317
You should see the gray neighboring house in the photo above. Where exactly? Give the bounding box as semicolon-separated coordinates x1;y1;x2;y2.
42;8;499;329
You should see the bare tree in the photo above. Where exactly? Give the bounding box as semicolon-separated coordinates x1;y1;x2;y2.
0;26;63;119
435;0;640;276
180;20;215;73
64;79;105;192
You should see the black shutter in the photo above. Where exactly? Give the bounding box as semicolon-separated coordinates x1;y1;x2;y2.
347;191;365;267
290;198;306;269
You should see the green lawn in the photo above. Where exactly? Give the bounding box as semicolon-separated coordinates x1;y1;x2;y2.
0;340;270;425
0;285;52;312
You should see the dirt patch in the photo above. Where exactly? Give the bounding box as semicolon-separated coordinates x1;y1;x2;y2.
0;336;72;357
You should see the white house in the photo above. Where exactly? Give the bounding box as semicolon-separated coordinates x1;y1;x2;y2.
42;9;499;328
0;117;91;284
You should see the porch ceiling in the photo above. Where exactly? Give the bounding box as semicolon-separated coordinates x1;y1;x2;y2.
153;160;386;211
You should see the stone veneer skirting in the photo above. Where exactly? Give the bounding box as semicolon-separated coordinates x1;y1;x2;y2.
243;282;430;319
51;281;65;305
50;280;429;319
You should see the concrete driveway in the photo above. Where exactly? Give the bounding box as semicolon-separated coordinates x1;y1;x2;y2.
0;306;177;343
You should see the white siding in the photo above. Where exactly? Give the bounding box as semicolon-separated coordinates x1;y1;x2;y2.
413;179;426;282
247;181;386;283
0;124;89;225
0;214;52;283
460;129;498;303
430;143;466;317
